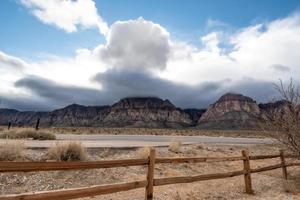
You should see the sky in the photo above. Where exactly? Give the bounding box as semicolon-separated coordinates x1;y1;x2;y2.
0;0;300;111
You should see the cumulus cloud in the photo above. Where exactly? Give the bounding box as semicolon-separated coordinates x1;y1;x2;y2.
161;13;300;86
96;17;170;71
20;0;108;34
201;32;221;53
1;12;300;110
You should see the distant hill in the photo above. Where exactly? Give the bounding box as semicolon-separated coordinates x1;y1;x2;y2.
197;93;261;129
0;97;192;128
0;94;288;129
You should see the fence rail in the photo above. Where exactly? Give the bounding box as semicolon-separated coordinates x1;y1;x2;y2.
0;181;147;200
0;158;148;172
0;149;299;200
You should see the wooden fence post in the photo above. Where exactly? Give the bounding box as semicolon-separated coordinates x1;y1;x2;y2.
280;150;288;180
242;150;254;194
145;148;156;200
35;117;40;131
8;122;11;130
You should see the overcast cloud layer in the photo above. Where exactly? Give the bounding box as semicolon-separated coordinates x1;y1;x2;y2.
0;2;299;111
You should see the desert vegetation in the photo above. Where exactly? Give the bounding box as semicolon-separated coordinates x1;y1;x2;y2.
0;141;25;161
136;147;151;159
0;143;299;199
262;79;300;155
0;126;271;139
0;128;56;140
168;140;182;153
45;142;88;161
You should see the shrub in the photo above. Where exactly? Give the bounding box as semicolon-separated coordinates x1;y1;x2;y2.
168;140;182;153
0;129;56;140
136;147;151;159
0;141;25;161
262;79;300;155
46;142;88;161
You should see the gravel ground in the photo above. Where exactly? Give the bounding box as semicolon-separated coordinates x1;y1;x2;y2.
0;143;299;199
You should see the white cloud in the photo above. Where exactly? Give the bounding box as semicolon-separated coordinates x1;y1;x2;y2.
96;18;170;70
201;32;221;53
20;0;108;35
0;51;26;70
160;13;300;86
2;13;300;109
24;49;106;88
96;17;170;71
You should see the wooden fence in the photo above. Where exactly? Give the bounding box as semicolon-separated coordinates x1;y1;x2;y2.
0;149;299;200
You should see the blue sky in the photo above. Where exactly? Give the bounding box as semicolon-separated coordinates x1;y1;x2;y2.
1;0;299;59
0;0;300;110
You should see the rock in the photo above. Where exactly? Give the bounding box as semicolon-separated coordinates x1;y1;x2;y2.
0;97;192;128
259;100;300;122
183;109;206;124
0;94;294;129
102;97;193;128
197;93;261;129
47;104;111;127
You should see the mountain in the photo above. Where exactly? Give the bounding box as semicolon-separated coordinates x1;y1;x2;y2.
0;97;192;128
183;109;206;124
102;97;192;128
45;104;111;127
0;109;47;126
0;94;292;129
197;93;262;129
259;100;300;122
259;100;290;116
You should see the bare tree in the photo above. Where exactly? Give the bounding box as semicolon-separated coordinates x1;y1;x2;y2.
262;79;300;155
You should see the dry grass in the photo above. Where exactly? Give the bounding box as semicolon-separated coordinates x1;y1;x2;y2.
0;126;269;138
168;140;182;153
283;179;300;194
0;143;300;199
0;128;55;140
45;142;88;161
136;147;151;159
0;141;25;161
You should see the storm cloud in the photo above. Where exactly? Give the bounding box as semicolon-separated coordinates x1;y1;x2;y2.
14;76;105;109
4;69;277;111
1;13;299;111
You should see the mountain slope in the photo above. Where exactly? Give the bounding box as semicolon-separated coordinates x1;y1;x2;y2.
198;93;261;129
0;97;192;128
102;97;193;128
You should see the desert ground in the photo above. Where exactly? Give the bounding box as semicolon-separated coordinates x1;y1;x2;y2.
0;134;300;199
0;126;273;138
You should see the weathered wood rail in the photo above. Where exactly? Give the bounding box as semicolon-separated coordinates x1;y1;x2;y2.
0;149;299;200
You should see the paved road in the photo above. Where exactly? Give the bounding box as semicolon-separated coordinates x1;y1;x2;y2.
0;134;274;148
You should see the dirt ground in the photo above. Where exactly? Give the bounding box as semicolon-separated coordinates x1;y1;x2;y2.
0;126;272;138
0;143;300;200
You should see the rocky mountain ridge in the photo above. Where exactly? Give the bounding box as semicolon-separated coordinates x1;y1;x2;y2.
0;94;289;129
198;93;262;129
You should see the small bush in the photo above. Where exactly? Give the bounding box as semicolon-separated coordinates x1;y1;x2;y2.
46;142;88;161
168;140;182;153
0;129;56;140
0;141;25;161
136;147;151;159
